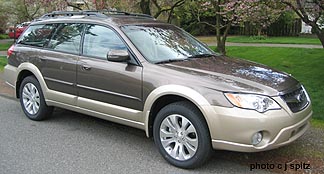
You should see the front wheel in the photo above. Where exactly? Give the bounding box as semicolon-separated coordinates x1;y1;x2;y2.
19;76;53;121
153;101;212;169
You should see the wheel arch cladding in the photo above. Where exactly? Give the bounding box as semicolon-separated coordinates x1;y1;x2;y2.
143;85;212;138
16;63;48;99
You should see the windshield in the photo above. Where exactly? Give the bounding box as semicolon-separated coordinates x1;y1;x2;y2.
121;25;215;63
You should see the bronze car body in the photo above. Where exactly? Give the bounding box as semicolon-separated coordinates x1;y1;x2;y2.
4;11;312;168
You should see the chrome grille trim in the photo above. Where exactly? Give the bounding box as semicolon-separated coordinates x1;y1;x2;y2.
280;85;309;113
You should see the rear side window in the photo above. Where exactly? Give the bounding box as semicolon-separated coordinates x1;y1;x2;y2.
83;24;127;59
17;24;55;47
47;23;84;54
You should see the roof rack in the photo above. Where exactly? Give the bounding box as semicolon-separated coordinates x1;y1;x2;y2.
101;10;154;19
40;11;107;18
39;10;154;19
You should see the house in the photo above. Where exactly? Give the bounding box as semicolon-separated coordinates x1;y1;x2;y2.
301;21;312;34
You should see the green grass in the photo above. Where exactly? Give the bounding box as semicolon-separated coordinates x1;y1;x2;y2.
0;34;10;40
0;56;7;71
227;36;322;45
215;46;324;120
311;119;324;129
0;42;12;51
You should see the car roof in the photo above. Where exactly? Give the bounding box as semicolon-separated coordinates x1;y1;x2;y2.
32;11;163;27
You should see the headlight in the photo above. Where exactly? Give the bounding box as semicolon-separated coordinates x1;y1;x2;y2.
224;93;281;113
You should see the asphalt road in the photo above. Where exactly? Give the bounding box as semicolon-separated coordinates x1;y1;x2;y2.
0;96;270;174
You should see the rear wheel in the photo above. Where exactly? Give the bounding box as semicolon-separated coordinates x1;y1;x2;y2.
153;101;212;169
19;76;53;121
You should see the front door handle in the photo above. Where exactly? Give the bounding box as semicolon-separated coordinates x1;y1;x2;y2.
81;64;92;71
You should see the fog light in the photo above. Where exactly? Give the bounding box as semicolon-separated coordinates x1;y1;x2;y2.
251;132;263;145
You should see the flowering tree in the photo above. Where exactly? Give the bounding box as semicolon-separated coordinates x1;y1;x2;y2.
191;0;283;54
230;1;283;37
190;0;236;54
9;0;71;22
280;0;324;48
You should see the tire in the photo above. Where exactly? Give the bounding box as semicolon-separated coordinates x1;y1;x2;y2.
153;101;212;169
19;76;53;121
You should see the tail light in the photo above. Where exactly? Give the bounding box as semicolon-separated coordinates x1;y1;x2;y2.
7;45;15;58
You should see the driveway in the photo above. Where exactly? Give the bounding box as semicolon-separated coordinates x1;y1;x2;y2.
0;98;272;174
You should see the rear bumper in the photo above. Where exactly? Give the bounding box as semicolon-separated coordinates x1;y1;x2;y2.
4;64;18;97
202;98;312;152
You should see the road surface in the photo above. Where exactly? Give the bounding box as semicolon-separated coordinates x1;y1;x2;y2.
0;96;270;174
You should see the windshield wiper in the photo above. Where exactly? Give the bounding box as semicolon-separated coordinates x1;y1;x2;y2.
187;53;215;59
155;59;186;64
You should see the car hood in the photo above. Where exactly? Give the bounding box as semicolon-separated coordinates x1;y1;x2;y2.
162;56;299;95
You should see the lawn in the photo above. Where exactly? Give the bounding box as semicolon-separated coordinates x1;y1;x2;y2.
0;42;12;51
221;46;324;121
0;34;10;40
0;56;7;71
227;36;322;45
197;36;322;45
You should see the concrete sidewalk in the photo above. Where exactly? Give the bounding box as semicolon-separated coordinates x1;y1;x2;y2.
0;51;6;56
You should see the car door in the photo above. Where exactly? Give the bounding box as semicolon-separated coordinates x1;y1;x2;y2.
76;24;143;117
41;23;84;96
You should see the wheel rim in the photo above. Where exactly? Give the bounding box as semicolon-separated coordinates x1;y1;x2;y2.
22;83;40;115
159;114;198;161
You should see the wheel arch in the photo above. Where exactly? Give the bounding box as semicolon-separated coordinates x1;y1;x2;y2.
143;85;212;137
16;63;48;98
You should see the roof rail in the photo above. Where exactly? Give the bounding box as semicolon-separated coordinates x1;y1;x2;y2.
39;10;154;19
40;11;107;18
101;9;154;19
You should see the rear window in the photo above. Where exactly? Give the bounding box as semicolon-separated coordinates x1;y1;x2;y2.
17;24;56;47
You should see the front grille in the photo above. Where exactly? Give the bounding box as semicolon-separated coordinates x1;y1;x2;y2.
281;86;309;113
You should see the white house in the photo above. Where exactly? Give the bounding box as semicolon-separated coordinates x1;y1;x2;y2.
301;21;312;34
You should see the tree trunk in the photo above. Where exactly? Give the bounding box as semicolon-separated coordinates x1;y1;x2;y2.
217;40;226;55
140;0;151;15
316;32;324;48
220;23;231;55
257;28;262;37
215;0;226;54
308;22;324;48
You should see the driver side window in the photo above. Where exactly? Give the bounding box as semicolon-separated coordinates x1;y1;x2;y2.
83;25;127;59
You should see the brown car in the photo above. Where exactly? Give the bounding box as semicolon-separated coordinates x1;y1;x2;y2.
4;11;312;168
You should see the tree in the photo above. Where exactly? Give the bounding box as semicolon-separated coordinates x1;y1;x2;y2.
151;0;186;22
188;0;233;54
189;0;284;54
280;0;324;48
136;0;186;21
4;0;69;22
230;1;283;37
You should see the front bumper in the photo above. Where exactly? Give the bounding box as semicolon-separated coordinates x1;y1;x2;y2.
201;97;312;152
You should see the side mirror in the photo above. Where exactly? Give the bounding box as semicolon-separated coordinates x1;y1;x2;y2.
107;50;130;62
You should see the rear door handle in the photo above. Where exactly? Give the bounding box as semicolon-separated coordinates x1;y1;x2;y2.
81;64;92;71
